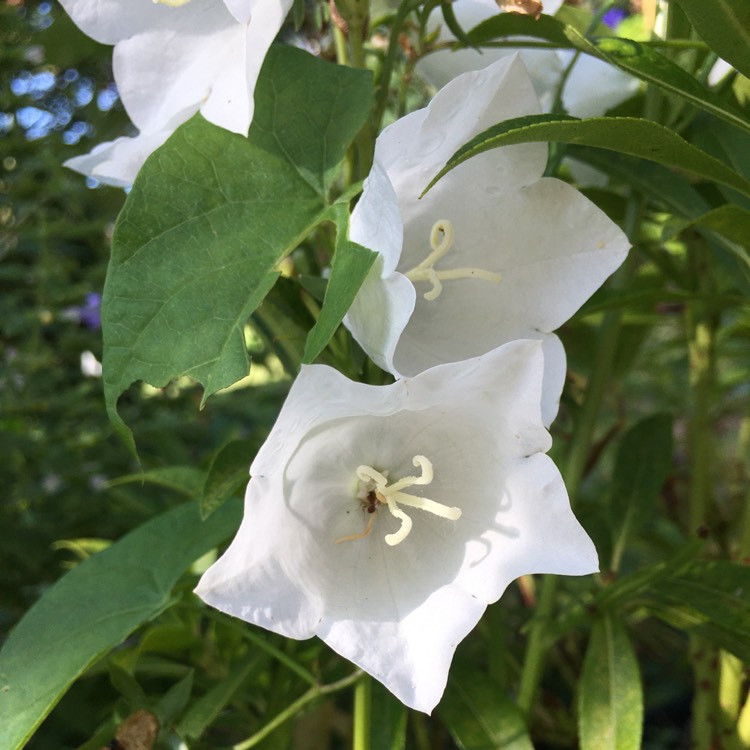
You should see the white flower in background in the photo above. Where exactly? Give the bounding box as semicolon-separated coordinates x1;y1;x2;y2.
415;0;639;117
80;350;103;377
59;0;292;186
195;340;598;713
344;55;630;425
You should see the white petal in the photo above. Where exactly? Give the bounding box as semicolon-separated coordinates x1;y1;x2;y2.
415;0;566;110
197;341;597;711
344;161;415;373
377;55;546;202
539;332;566;427
319;586;486;713
56;0;180;44
63;130;172;188
558;51;640;117
388;176;629;376
112;13;250;134
458;452;598;605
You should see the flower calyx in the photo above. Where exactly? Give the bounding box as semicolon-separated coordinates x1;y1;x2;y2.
404;219;503;301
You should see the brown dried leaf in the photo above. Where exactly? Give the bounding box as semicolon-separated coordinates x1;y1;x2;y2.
100;711;159;750
496;0;544;20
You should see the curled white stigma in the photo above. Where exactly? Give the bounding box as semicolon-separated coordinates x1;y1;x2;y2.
404;219;503;301
153;0;191;6
351;455;461;546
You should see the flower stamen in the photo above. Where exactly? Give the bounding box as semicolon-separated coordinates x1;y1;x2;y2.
153;0;192;6
337;455;461;547
404;219;503;301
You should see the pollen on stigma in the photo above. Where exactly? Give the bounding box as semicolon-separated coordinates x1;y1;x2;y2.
404;219;503;301
335;455;462;546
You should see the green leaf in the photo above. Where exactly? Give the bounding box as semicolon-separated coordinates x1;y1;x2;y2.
156;670;194;725
106;466;206;497
579;615;643;750
441;0;479;49
108;663;148;707
176;654;258;741
672;0;750;81
102;45;373;451
609;414;673;570
644;561;750;662
200;437;258;519
566;30;750;136
438;667;533;750
690;204;750;251
568;146;750;294
466;12;573;48
0;499;242;750
664;204;750;266
302;204;377;364
369;680;407;750
423;114;750;200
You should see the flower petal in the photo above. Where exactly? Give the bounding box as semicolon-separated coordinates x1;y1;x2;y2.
63;130;172;187
378;55;546;200
197;341;596;711
389;176;628;377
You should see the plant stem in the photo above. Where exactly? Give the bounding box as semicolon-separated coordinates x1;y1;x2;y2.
233;671;363;750
685;241;719;750
353;673;372;750
203;609;318;685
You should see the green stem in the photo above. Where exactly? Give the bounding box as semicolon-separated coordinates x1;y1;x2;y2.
233;671;363;750
685;241;719;750
372;0;422;133
517;199;641;717
353;673;372;750
738;416;750;563
203;609;317;685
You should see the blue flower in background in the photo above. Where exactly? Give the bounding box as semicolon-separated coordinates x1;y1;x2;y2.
78;292;101;330
603;7;628;28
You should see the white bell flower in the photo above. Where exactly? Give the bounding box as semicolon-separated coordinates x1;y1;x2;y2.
195;340;598;713
59;0;291;186
344;55;630;424
416;0;639;116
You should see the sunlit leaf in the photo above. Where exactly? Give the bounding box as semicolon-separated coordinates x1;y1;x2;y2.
101;45;373;452
672;0;750;81
0;500;242;750
439;667;533;750
423;114;750;200
579;615;643;750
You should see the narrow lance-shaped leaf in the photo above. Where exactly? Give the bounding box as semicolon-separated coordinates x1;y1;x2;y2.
579;615;643;750
568;146;750;295
438;665;534;750
463;11;750;136
644;561;750;663
422;114;750;200
102;45;373;452
466;12;575;48
302;202;377;365
672;0;750;81
609;414;673;571
564;30;750;137
0;500;242;750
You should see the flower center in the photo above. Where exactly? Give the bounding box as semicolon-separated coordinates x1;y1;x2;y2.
152;0;191;6
403;219;503;301
335;455;462;546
